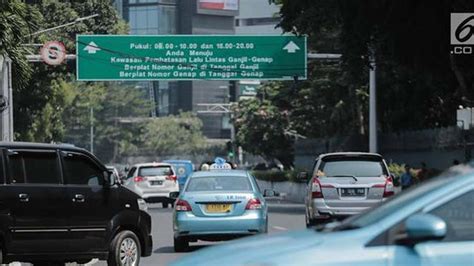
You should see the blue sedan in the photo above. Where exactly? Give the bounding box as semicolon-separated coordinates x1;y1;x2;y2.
172;166;474;265
172;169;268;252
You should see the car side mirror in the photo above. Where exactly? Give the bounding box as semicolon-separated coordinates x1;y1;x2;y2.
398;213;447;246
105;170;120;186
103;171;112;187
263;189;279;197
297;172;309;181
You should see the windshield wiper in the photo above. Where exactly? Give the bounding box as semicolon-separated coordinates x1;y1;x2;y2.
330;175;358;182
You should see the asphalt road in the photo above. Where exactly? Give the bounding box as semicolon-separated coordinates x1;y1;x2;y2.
10;201;306;266
141;201;306;266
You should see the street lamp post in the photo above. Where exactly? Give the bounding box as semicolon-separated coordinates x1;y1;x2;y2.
26;14;99;37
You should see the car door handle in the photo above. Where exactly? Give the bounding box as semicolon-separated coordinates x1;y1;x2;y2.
18;193;29;202
72;194;85;203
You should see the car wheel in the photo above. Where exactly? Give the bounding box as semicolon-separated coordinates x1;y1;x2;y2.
174;237;189;252
108;230;141;266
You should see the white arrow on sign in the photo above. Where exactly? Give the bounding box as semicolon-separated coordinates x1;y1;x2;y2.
283;41;300;53
84;41;101;54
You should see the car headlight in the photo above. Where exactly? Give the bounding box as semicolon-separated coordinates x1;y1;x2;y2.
137;198;148;212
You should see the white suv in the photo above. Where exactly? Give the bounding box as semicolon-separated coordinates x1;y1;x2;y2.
124;162;180;208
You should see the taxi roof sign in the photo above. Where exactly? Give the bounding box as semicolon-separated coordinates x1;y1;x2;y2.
209;163;232;170
208;157;232;170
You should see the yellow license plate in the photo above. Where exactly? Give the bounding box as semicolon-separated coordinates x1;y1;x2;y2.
206;204;232;213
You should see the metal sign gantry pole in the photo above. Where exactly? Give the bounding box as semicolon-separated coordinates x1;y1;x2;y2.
0;56;13;142
0;54;77;142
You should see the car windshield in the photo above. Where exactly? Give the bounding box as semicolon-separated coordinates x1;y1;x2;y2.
320;158;386;177
326;174;457;231
186;176;252;192
139;166;172;177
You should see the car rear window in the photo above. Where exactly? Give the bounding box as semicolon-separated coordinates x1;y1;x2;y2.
139;166;173;177
319;157;387;177
186;176;252;192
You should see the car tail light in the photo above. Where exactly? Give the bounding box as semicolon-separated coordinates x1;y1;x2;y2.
175;199;192;212
383;180;394;197
134;176;146;182
166;175;178;182
245;198;262;210
372;178;394;197
311;178;333;198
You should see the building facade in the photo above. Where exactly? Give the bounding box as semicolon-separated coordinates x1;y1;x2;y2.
235;0;281;35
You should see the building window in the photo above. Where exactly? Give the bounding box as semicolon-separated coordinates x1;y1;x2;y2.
128;0;176;35
236;17;280;27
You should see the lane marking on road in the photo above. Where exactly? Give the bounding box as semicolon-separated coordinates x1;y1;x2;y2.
272;226;288;231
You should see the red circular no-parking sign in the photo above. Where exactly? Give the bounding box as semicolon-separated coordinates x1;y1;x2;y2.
40;41;66;65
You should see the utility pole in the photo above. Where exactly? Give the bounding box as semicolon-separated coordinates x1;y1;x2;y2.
90;107;94;154
369;50;377;153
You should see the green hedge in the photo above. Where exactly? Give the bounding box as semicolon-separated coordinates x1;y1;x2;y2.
251;170;305;183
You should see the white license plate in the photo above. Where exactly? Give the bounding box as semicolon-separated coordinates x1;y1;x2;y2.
341;188;365;197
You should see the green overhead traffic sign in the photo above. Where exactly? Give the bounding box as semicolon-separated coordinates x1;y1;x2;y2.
76;35;307;81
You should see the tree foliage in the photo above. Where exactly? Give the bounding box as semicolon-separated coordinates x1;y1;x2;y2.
273;0;474;132
0;0;42;89
63;82;151;162
11;0;128;141
140;112;207;156
234;98;294;168
237;0;473;165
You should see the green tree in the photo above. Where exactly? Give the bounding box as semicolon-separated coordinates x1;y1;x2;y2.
140;112;207;156
0;1;41;89
274;0;474;132
234;98;294;168
14;0;128;141
63;82;152;163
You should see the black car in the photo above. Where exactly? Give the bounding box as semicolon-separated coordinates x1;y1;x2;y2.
0;142;152;265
